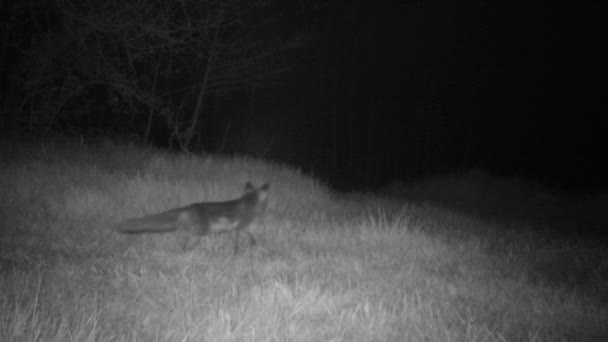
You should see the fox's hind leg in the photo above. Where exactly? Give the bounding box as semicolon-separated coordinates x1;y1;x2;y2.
176;229;200;251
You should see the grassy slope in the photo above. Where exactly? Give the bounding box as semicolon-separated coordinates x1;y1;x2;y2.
0;139;606;341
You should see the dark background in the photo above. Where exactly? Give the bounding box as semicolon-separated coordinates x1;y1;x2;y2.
2;1;607;193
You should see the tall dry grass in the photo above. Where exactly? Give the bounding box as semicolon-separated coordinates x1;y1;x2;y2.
0;140;606;341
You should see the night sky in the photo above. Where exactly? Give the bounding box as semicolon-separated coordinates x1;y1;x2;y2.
235;1;608;192
2;1;607;193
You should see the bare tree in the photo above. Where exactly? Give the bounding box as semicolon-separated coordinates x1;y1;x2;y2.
17;0;299;148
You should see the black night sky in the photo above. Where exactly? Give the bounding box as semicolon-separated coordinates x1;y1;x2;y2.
2;1;607;193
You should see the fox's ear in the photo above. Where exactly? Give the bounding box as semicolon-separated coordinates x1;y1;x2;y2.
244;182;254;192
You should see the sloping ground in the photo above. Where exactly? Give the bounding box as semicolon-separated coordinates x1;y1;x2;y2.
381;171;608;239
0;141;607;341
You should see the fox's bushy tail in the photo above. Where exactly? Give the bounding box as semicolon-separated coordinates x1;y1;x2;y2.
114;211;179;234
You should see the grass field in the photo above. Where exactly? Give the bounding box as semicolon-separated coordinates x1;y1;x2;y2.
1;139;607;341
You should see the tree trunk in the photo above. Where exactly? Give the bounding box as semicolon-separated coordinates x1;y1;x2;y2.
144;60;161;144
186;16;221;150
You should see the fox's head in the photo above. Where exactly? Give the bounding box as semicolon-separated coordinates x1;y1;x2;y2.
243;182;270;205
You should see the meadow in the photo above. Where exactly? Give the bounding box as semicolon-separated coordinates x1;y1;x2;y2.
0;139;606;341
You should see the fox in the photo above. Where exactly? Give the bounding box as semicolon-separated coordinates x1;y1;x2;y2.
114;182;270;254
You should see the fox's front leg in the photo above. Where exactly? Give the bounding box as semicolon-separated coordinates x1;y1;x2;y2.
243;230;256;247
232;230;256;255
232;230;240;255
